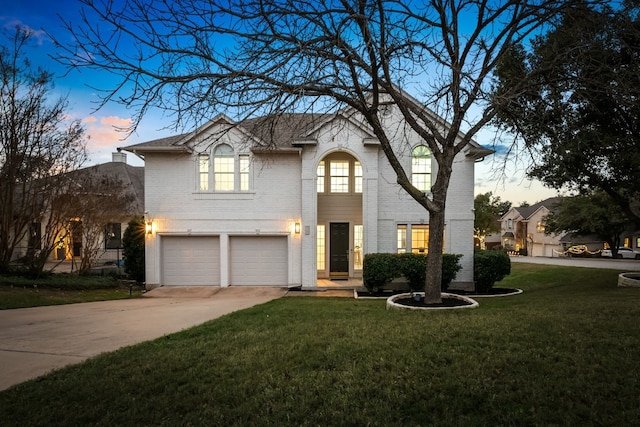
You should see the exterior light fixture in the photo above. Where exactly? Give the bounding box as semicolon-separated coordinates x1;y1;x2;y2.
295;222;301;234
146;220;153;235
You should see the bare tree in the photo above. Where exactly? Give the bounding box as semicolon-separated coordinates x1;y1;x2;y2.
0;27;87;272
56;0;578;303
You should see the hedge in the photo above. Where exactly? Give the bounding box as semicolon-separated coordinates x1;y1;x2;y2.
363;253;462;292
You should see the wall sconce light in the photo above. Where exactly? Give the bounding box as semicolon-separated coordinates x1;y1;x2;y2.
146;220;153;235
295;222;301;234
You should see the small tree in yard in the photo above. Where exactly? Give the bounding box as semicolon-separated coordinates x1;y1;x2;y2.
474;192;511;250
57;0;577;303
122;217;145;283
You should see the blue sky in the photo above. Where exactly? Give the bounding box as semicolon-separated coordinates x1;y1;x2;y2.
1;0;558;205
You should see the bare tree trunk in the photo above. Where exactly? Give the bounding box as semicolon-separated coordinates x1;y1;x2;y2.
425;208;446;304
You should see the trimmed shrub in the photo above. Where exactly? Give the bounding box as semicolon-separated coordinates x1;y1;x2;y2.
474;250;511;293
362;253;399;290
363;253;462;292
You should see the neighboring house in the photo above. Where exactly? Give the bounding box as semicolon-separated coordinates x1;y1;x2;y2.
500;197;564;257
621;229;640;252
14;152;144;267
123;95;492;290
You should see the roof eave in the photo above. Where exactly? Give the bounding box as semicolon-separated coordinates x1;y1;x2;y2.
121;146;192;154
251;147;302;154
465;146;495;161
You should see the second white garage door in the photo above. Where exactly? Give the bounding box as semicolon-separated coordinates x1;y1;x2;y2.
162;236;221;286
229;236;288;286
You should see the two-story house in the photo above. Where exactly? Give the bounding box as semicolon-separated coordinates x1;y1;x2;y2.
500;197;564;257
123;95;492;290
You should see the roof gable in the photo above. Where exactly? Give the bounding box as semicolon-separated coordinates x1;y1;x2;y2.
508;197;563;220
121;89;494;157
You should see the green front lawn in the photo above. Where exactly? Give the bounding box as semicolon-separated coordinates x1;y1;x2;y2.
1;264;639;426
0;274;142;309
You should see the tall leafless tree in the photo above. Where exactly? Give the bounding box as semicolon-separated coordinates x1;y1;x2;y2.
56;0;581;302
0;27;87;272
65;173;135;274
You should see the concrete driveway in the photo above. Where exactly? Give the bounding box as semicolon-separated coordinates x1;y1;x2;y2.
0;286;286;391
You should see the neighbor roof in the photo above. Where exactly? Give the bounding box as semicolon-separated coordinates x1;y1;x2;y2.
514;197;563;220
65;162;145;215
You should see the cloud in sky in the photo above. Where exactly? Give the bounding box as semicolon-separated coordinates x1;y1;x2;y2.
81;115;135;164
83;115;131;147
1;17;50;46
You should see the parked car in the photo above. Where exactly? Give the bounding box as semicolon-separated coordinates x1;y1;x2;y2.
601;247;640;259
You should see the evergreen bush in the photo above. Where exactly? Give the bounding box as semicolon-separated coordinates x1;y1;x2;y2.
122;216;145;283
474;250;511;293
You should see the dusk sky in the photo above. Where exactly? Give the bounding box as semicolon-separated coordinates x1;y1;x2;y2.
1;0;559;206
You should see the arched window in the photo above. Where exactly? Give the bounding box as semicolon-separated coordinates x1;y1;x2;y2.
411;145;432;192
214;144;234;191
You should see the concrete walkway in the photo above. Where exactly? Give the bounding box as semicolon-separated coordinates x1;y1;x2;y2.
0;286;286;392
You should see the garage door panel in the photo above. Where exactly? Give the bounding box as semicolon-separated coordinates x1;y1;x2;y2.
230;236;287;286
162;236;220;286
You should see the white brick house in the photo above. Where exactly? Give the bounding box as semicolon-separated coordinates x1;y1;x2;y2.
123;98;491;290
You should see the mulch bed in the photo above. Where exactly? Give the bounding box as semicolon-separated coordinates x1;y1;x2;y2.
357;287;520;299
448;287;520;297
393;295;474;308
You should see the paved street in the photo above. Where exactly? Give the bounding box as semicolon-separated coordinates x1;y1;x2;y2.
511;255;640;271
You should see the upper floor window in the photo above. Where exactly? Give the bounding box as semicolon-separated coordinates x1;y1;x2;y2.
330;160;349;193
411;145;432;192
536;221;545;232
354;161;363;193
214;144;235;191
317;161;325;193
198;154;210;191
197;144;250;192
507;219;514;229
239;154;250;191
317;156;362;194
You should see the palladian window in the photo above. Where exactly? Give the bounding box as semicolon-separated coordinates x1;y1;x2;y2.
197;144;250;192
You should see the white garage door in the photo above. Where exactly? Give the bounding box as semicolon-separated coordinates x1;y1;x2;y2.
229;236;288;286
162;236;220;286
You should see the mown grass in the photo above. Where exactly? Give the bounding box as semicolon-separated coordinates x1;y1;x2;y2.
0;274;141;309
1;264;639;426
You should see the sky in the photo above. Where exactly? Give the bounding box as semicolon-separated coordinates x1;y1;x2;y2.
1;0;560;206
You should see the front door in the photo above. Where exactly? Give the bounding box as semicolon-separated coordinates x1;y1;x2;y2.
330;222;349;279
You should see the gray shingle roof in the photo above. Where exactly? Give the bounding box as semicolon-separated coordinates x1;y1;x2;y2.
65;162;145;215
514;197;563;219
